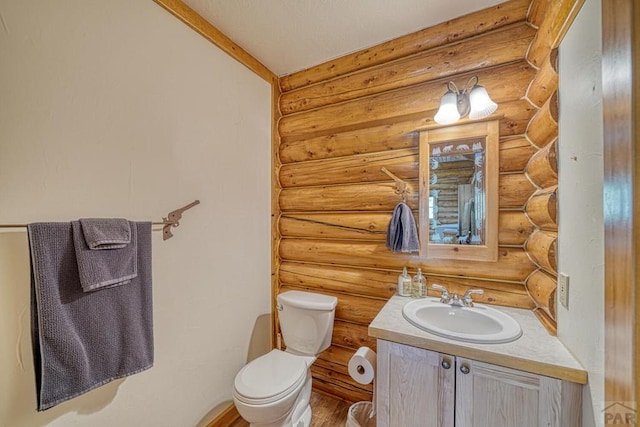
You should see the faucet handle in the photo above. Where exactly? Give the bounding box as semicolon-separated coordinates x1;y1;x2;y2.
462;289;484;307
431;284;450;303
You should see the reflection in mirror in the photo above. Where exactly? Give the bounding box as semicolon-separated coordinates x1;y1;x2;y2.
428;139;485;245
419;120;499;262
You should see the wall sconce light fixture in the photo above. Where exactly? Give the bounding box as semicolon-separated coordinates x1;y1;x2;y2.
434;76;497;125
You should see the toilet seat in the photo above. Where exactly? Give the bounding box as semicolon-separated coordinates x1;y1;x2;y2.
234;350;307;405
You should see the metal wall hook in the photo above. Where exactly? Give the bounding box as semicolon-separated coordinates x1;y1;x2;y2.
161;200;200;240
381;167;410;203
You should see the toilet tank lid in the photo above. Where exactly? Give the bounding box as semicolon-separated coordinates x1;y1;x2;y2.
277;291;337;311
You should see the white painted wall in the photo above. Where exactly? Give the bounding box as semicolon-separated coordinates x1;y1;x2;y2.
0;1;271;426
557;1;604;426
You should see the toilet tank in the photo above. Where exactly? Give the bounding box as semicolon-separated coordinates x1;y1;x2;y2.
277;291;338;356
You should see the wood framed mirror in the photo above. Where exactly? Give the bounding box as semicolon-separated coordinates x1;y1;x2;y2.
419;120;499;261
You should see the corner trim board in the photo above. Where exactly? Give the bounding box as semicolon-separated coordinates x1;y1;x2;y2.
152;0;276;82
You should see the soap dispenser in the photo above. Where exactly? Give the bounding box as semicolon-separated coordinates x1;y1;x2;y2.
412;268;427;298
397;267;412;297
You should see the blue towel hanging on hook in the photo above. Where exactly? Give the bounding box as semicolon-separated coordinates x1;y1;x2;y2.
386;201;420;253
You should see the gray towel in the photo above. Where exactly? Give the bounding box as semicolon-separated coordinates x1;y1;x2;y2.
79;218;131;249
28;222;153;411
386;202;420;253
72;220;138;292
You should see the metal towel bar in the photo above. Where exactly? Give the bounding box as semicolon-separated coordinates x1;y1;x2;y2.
0;200;200;241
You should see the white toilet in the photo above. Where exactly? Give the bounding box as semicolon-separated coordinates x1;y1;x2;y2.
232;290;338;427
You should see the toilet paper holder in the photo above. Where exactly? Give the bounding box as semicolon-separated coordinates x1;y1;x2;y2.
348;346;376;385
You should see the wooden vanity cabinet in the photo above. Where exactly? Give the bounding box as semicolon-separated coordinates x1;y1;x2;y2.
376;340;582;427
376;339;455;427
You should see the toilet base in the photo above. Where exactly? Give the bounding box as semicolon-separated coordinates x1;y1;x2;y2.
293;405;312;427
248;404;311;427
286;374;312;427
242;372;313;427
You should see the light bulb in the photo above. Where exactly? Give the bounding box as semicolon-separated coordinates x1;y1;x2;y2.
468;85;497;120
434;91;460;124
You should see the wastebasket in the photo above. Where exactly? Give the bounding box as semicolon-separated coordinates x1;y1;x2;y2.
346;401;376;427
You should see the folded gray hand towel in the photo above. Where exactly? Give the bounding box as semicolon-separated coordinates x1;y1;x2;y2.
386;201;420;253
72;220;137;292
79;218;131;250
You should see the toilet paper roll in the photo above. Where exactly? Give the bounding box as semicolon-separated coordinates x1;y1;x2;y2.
348;346;377;385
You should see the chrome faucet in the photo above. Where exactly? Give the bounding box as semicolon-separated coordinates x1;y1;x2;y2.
431;284;450;304
431;284;484;307
462;289;484;307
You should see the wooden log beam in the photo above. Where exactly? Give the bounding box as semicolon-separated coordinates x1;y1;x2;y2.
526;0;584;68
279;210;533;246
425;275;531;296
279;182;419;212
527;0;552;28
280;213;389;241
279;61;535;141
319;344;358;367
526;269;557;319
332;320;377;350
525;185;558;230
279;262;397;299
279;148;418;188
279;0;531;91
496;99;538;137
279;177;530;212
499;173;537;208
499;210;536;245
280;138;535;189
526;91;558;148
152;0;275;82
500;137;538;172
527;49;559;107
279;120;419;164
279;239;537;282
280;100;535;162
280;24;535;115
525;230;558;274
526;139;558;188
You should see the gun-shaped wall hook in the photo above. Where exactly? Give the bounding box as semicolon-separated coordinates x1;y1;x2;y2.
162;200;200;240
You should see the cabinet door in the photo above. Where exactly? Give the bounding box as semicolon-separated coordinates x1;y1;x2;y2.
455;358;582;427
376;340;455;427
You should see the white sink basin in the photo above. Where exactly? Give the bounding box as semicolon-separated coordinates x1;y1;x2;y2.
402;298;522;344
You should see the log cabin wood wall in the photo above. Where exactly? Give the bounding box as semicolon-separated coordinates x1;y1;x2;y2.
273;0;581;403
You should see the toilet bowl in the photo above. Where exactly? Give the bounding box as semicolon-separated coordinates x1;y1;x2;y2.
232;291;338;427
233;350;313;427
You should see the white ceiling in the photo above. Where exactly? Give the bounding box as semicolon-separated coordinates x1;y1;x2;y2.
183;0;508;76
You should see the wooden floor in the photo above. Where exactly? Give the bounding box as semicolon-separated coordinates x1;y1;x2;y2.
230;391;351;426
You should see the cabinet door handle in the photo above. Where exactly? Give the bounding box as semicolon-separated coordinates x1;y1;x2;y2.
459;364;471;374
441;359;451;369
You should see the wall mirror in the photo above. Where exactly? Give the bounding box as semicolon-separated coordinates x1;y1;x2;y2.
419;120;499;261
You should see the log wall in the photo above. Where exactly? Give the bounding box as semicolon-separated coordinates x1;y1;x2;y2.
523;0;583;331
273;0;581;403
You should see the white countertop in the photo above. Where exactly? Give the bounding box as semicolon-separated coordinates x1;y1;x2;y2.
368;296;588;384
